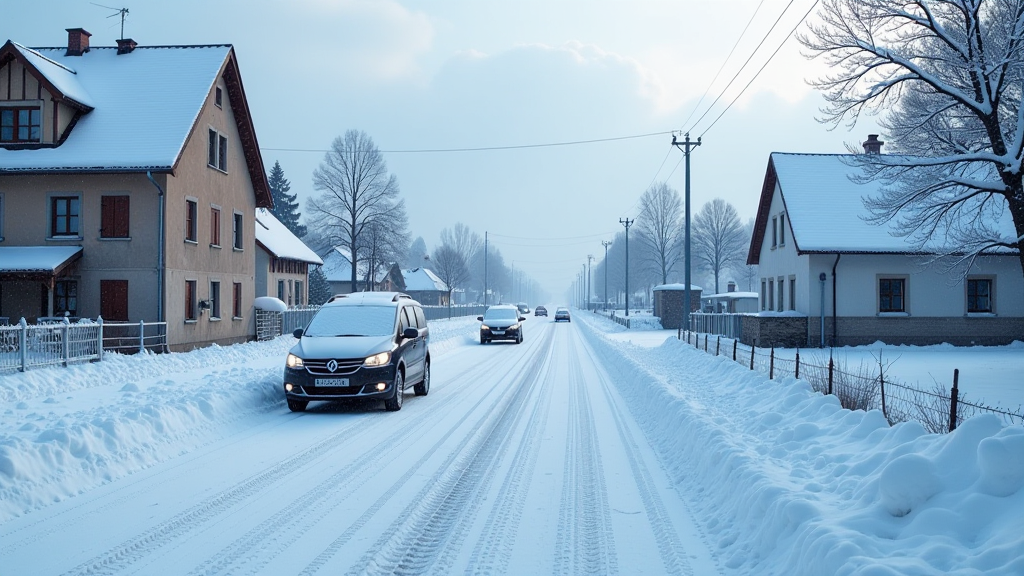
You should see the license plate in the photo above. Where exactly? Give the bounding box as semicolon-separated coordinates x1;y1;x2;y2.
314;378;349;387
492;330;504;335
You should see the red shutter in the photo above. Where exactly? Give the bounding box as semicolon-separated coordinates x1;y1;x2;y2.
100;280;129;321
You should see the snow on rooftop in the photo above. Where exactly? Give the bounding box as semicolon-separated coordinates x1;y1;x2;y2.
0;44;231;172
402;267;448;292
771;153;1018;253
0;246;82;272
254;209;321;265
653;283;702;291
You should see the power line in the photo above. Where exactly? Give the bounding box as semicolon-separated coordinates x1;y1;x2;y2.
261;131;673;155
698;0;820;138
488;231;616;241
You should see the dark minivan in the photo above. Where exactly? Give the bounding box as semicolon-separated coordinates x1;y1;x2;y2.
283;292;430;412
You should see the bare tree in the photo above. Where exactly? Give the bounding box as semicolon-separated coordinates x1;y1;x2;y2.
359;200;409;290
430;244;465;316
440;223;482;280
635;182;683;285
306;130;402;292
734;218;760;291
692;198;747;294
800;0;1024;285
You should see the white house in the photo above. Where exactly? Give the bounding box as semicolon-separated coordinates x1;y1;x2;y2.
254;208;322;307
747;142;1023;347
401;267;448;306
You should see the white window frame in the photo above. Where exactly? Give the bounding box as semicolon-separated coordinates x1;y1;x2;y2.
207;127;228;173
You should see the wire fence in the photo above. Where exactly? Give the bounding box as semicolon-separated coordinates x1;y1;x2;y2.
680;330;1023;432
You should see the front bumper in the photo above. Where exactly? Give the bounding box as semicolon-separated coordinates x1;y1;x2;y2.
481;326;521;341
283;363;397;400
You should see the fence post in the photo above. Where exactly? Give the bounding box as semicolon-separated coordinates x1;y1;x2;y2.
733;339;737;361
19;317;27;372
62;317;70;366
139;319;146;353
97;316;104;362
828;354;834;395
770;347;775;379
880;361;887;420
750;344;755;370
949;369;960;432
704;334;708;351
795;349;800;379
716;336;721;356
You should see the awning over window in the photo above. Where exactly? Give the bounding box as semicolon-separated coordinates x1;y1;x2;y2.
0;246;83;281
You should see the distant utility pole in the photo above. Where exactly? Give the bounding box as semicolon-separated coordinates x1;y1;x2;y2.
484;231;488;307
672;132;701;331
587;255;594;311
619;218;633;316
601;240;612;310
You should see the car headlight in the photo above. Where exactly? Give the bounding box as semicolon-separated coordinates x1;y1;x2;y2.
480;324;490;330
286;353;304;368
364;351;391;367
509;323;521;330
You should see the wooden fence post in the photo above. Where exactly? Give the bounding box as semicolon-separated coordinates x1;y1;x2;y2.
795;349;800;379
750;344;755;370
704;334;708;351
716;336;721;356
828;355;834;395
733;339;737;362
770;347;775;379
949;369;960;432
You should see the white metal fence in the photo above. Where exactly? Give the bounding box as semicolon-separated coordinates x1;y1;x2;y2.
689;312;745;339
0;317;167;373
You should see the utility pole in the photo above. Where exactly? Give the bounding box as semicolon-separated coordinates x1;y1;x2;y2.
601;240;612;310
483;231;488;307
672;132;701;331
619;218;633;316
587;255;593;311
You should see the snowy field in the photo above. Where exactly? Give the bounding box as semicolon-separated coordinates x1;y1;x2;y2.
0;312;1021;575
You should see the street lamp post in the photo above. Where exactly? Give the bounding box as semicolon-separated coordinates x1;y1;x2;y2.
619;218;633;316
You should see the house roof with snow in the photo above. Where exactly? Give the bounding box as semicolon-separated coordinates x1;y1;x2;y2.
254;209;322;265
747;152;1019;264
0;246;82;274
402;267;448;292
0;35;271;207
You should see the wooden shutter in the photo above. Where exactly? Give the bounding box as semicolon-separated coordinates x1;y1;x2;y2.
100;280;129;321
101;196;130;238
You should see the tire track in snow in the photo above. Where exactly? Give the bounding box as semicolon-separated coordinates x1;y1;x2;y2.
553;333;618;575
340;326;556;576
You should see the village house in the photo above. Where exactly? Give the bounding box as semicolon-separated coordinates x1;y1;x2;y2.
745;136;1024;347
0;29;272;350
254;208;322;307
401;267;449;306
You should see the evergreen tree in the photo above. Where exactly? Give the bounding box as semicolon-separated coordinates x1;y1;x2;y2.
268;160;307;238
308;266;333;305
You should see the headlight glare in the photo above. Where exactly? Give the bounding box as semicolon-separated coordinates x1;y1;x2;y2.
364;351;391;367
480;324;490;330
510;323;521;330
286;354;304;368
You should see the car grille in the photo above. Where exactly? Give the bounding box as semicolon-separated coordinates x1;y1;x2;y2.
303;358;363;375
299;385;364;396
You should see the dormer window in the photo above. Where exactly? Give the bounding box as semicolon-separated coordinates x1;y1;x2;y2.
1;106;42;143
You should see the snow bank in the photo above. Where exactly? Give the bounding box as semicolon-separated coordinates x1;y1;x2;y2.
575;313;1024;576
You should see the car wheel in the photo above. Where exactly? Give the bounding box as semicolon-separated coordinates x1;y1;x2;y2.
480;336;488;344
384;370;404;411
287;399;308;412
414;361;430;396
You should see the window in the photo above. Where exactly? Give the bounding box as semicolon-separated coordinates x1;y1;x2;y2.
208;128;228;172
100;195;130;238
0;193;5;240
54;280;78;316
777;277;784;312
210;281;221;319
185;198;198;242
789;277;796;311
215;87;223;108
185;280;197;321
233;212;243;250
295;281;304;306
967;278;992;313
100;280;129;321
779;213;786;246
0;106;41;143
210;206;221;247
768;279;775;311
277;280;285;301
233;282;242;318
760;279;767;311
51;196;80;237
771;217;778;248
879;278;905;313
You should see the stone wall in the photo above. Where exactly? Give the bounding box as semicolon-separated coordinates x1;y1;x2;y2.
808;316;1024;347
740;316;807;348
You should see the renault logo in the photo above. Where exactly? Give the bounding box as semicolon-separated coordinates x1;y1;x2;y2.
326;359;338;373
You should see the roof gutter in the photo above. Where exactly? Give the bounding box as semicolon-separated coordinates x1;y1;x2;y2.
146;171;165;323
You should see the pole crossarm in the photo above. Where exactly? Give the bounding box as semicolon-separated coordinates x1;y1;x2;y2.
671;132;701;331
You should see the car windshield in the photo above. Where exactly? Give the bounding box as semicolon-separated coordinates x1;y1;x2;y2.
303;305;395;337
483;308;519;322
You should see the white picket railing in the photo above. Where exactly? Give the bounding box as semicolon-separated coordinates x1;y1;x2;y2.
0;317;167;373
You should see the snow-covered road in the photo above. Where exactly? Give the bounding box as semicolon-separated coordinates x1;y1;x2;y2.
0;315;719;575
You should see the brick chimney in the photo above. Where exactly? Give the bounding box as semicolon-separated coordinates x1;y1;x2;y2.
727;281;736;293
116;38;137;55
862;134;884;154
66;28;91;56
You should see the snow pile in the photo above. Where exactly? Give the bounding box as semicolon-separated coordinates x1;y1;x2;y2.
575;313;1024;576
0;316;480;521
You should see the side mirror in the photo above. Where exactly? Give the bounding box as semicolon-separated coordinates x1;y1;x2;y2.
403;327;419;339
292;328;303;338
519;316;526;322
477;316;483;321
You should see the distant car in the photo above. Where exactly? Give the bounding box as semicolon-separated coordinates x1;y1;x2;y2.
282;292;430;413
479;305;525;344
516;302;530;315
554;307;571;322
534;305;547;317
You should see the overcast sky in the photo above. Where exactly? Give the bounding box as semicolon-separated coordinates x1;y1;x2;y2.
10;0;881;297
